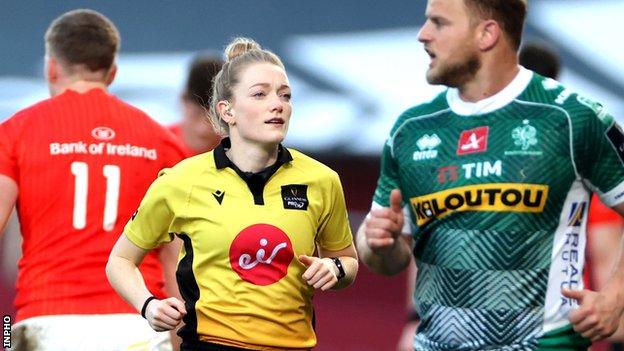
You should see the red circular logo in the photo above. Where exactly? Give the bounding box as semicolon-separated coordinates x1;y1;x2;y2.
229;224;294;286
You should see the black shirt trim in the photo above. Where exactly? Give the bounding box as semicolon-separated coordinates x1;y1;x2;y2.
175;233;201;343
213;138;293;205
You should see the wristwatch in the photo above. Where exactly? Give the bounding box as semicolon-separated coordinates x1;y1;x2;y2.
331;257;346;280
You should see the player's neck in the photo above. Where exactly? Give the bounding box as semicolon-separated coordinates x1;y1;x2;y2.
457;53;520;103
225;135;279;174
53;80;108;96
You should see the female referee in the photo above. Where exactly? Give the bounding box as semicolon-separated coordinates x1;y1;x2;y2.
106;37;358;351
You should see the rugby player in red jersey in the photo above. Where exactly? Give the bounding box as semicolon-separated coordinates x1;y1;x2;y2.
0;9;185;351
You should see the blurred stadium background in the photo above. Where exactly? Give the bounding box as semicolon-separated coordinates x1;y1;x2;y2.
1;1;623;350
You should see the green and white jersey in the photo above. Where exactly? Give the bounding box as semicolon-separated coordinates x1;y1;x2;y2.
374;67;624;351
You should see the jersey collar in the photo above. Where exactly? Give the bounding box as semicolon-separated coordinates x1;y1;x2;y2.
213;138;293;205
213;137;293;171
446;66;533;116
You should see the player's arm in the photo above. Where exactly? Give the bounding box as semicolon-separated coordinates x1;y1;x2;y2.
611;203;624;343
356;189;412;276
562;105;624;340
604;201;624;299
106;234;186;332
585;201;624;342
0;175;18;234
562;204;624;341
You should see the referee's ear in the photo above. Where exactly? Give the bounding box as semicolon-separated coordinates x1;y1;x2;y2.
217;100;235;125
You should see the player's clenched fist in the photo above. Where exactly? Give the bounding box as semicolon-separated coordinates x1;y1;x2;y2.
364;189;405;255
145;297;187;332
562;288;624;341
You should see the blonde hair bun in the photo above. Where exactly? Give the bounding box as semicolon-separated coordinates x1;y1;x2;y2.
225;37;261;61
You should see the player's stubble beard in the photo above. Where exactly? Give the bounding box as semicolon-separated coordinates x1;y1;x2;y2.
426;49;481;88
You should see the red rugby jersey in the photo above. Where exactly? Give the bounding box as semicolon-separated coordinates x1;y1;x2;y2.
589;194;623;226
0;88;185;322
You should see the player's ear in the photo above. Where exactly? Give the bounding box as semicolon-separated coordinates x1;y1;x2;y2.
104;64;117;86
476;19;500;51
45;56;59;84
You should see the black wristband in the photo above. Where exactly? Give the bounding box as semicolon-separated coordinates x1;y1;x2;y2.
140;296;157;319
332;257;346;280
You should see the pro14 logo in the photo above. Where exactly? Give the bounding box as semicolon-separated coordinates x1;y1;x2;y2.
438;160;502;184
281;184;308;210
410;183;549;226
413;134;441;161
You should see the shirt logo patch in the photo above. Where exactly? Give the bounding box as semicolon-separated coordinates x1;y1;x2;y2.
512;120;537;150
504;120;543;156
606;123;624;165
413;134;441;161
91;126;116;141
457;126;489;155
229;223;294;286
212;190;225;205
567;202;587;227
281;184;308;210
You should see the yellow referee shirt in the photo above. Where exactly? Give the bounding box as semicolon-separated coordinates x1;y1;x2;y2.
124;139;353;350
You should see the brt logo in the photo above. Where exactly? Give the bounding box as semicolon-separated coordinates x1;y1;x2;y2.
410;183;549;226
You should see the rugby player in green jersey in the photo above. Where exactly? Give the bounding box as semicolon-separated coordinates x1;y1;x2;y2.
356;0;624;350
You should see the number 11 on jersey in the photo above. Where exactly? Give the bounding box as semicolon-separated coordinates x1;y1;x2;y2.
71;161;120;231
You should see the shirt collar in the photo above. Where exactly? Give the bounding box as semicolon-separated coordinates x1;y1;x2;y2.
446;66;533;116
213;137;293;171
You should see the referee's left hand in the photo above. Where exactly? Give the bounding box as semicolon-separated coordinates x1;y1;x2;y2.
298;255;339;291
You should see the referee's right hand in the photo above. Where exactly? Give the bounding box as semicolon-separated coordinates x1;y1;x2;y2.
146;297;187;332
363;189;405;255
